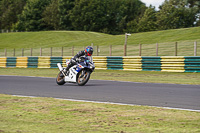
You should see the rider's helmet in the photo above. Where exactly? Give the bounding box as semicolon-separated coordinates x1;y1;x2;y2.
85;46;93;56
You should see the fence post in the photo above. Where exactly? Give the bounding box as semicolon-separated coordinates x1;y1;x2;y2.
194;41;197;56
139;44;142;56
72;46;74;56
31;48;32;56
124;44;127;56
40;48;42;56
13;48;15;57
61;47;63;57
109;45;112;56
5;48;7;57
124;33;127;56
175;42;177;56
124;33;131;56
50;47;52;56
22;48;24;56
97;45;99;56
156;43;158;56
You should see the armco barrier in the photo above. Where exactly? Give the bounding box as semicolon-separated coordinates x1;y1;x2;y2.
27;57;38;68
123;56;142;71
0;56;200;72
142;57;162;71
184;57;200;72
107;57;123;70
161;56;185;72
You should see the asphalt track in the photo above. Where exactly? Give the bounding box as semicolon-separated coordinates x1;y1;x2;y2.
0;76;200;111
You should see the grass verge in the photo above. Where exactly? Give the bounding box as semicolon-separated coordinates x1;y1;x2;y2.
0;68;200;85
0;94;200;133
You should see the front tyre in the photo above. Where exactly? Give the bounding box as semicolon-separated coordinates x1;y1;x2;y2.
56;71;65;85
77;70;91;86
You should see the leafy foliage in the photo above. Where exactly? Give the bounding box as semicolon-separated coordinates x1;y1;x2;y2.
16;0;51;31
42;0;60;30
127;6;157;33
156;0;199;30
0;0;27;30
0;0;199;34
69;0;145;34
58;0;75;30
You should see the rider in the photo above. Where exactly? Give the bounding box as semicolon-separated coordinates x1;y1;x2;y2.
63;46;93;75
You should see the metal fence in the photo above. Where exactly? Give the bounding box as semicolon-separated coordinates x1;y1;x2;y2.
0;41;199;57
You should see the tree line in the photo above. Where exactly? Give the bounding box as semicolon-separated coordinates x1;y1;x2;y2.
0;0;199;35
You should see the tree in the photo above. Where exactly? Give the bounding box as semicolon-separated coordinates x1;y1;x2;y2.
69;0;108;32
16;0;51;31
69;0;145;34
58;0;75;30
157;0;198;30
100;0;125;34
126;19;139;33
186;0;200;26
136;5;158;32
42;0;60;30
104;0;146;34
188;0;200;8
0;0;27;30
156;0;180;30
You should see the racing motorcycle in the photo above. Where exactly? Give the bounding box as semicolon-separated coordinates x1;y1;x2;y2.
56;56;95;86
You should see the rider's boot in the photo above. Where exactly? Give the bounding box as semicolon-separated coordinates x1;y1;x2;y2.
63;65;71;76
60;69;69;77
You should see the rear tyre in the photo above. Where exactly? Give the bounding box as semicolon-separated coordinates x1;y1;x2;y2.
77;70;91;86
56;71;65;85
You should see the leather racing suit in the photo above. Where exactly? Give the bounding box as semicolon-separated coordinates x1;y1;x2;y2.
65;50;87;72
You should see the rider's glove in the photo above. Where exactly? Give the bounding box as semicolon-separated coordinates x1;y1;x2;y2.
71;58;76;63
75;58;81;62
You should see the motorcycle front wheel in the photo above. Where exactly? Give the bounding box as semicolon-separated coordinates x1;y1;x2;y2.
77;70;91;86
56;71;65;85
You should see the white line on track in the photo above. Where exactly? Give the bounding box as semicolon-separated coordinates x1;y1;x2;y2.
12;94;200;112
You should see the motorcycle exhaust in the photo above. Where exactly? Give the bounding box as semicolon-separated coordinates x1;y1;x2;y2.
57;63;63;71
57;63;66;76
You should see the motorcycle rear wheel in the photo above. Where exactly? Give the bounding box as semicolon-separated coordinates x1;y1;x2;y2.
77;70;91;86
56;71;65;85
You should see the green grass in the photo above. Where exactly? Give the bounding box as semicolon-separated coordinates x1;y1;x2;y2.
0;68;200;85
0;27;200;56
1;94;200;133
0;27;200;48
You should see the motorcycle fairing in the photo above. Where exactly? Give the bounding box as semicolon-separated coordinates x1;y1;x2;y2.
64;66;78;83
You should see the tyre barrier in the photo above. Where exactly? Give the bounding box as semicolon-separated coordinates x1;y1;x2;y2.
0;56;200;72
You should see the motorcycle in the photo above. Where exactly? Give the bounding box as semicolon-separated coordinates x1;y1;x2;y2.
56;56;95;86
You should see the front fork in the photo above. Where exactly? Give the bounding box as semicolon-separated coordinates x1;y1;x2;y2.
57;63;66;76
